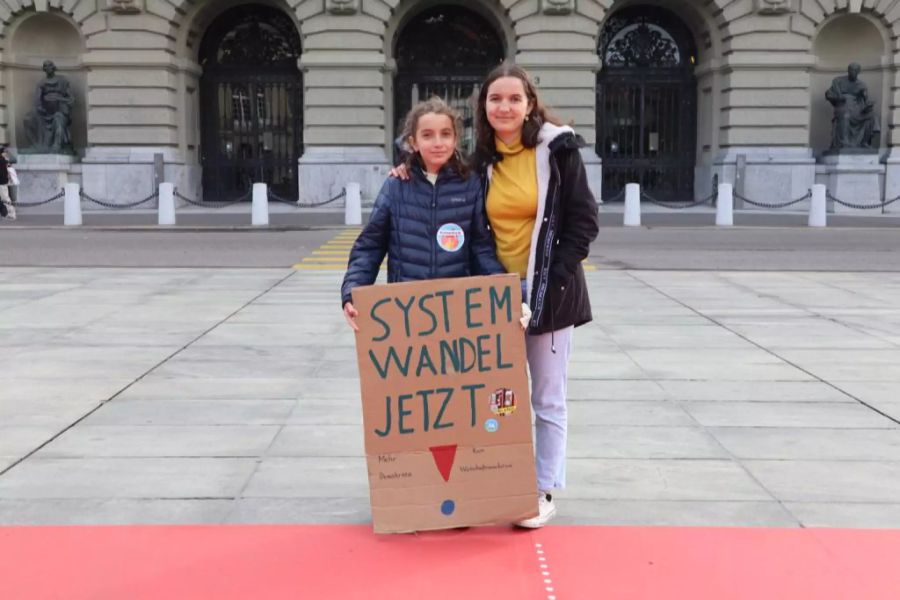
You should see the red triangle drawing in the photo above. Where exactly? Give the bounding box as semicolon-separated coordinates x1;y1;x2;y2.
429;445;458;482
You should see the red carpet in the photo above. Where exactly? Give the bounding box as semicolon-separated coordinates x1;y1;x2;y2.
1;525;898;599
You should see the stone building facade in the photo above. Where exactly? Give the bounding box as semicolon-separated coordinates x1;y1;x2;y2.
2;0;898;208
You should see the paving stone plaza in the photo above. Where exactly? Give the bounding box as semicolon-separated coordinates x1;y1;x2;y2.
2;258;899;529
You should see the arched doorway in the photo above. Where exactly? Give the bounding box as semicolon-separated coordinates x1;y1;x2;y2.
393;5;504;158
199;4;302;201
597;6;698;201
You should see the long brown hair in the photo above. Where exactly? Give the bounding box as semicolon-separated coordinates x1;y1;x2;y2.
474;63;563;166
399;96;470;177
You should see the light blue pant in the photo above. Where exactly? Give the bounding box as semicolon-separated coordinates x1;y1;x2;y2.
526;325;573;492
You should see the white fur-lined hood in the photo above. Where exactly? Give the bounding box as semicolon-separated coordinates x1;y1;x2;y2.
537;122;576;151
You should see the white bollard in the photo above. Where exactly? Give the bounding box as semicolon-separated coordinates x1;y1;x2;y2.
809;184;827;227
623;183;641;226
715;183;734;226
64;183;81;226
344;182;361;226
251;183;268;226
158;182;176;226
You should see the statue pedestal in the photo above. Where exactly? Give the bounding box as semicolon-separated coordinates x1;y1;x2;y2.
14;154;81;211
881;149;900;213
819;153;883;213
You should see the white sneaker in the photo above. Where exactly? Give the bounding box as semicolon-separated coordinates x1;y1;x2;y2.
515;493;557;529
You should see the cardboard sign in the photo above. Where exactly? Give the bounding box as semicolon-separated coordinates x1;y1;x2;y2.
352;274;538;533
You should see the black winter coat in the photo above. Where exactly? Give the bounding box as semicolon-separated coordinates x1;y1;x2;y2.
480;124;600;335
341;167;505;306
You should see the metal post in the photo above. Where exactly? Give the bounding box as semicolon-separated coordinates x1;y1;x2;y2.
623;183;641;226
809;184;827;227
735;154;746;209
64;183;81;226
153;153;164;192
711;173;719;207
344;182;361;225
158;182;176;226
715;183;733;226
252;183;269;226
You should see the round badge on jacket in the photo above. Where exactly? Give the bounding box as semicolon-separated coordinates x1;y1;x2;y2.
436;223;465;252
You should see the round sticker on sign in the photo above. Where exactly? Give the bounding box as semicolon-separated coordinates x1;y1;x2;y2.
436;223;465;252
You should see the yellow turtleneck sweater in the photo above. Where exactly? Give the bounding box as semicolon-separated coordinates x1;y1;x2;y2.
486;137;538;279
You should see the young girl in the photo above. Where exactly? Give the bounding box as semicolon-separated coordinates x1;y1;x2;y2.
474;64;600;528
341;97;505;329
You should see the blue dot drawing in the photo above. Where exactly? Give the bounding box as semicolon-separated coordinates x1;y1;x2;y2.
485;419;499;433
441;500;456;516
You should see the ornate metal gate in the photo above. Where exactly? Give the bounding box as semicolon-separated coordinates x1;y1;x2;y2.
199;5;302;202
393;5;504;159
597;7;698;201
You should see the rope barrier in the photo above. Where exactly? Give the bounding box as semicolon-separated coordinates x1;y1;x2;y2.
80;190;158;209
734;190;811;209
826;193;900;210
602;189;626;204
271;188;346;208
15;189;65;207
640;190;715;210
173;188;249;208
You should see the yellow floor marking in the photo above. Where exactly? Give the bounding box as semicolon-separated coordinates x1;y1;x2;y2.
294;228;364;271
301;257;350;263
295;228;597;272
293;263;350;270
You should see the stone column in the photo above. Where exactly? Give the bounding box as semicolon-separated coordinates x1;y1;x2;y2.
80;8;189;205
701;1;820;206
881;68;900;212
296;7;391;204
712;50;816;208
514;0;603;198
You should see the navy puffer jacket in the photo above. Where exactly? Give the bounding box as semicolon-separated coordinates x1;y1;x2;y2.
341;166;505;306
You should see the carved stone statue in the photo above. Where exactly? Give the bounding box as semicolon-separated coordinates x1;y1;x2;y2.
326;0;358;14
107;0;142;14
23;60;75;155
542;0;574;14
825;62;880;152
755;0;793;14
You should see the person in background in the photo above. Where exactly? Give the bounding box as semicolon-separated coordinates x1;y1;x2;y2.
0;146;16;221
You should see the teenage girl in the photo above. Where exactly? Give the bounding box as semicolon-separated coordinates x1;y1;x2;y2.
473;63;600;528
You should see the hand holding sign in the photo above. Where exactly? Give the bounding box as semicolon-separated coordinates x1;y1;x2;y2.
343;301;360;332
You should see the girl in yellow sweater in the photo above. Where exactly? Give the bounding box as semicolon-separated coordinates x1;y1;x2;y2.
473;64;600;528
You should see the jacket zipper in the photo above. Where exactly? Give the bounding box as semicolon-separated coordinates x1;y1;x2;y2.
431;177;438;278
532;156;560;329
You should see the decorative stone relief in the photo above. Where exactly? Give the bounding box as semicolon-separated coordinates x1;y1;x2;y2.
106;0;143;14
327;0;359;15
755;0;792;15
542;0;574;14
